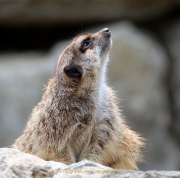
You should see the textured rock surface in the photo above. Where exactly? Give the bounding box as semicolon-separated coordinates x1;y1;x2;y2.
0;0;179;26
0;148;180;178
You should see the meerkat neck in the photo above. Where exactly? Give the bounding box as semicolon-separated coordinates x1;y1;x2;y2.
97;58;108;100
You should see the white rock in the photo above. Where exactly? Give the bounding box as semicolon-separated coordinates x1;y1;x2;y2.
1;148;180;178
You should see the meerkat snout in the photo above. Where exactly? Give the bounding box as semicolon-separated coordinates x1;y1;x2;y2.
64;65;83;78
101;28;111;37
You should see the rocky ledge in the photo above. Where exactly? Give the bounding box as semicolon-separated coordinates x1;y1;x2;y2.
0;148;179;178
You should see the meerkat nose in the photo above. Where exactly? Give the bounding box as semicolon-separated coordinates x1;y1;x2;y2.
102;28;111;37
104;28;110;33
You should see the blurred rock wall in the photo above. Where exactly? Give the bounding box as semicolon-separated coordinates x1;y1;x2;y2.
0;0;179;25
0;0;180;172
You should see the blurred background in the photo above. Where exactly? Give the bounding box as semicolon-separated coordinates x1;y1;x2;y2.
0;0;180;171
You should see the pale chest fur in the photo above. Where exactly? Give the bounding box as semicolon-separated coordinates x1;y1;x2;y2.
64;86;117;162
42;83;98;158
43;83;113;162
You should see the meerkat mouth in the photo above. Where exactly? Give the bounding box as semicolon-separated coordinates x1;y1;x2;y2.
103;38;112;48
100;28;112;54
101;37;112;56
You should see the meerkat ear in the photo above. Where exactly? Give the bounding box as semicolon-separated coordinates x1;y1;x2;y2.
64;65;83;78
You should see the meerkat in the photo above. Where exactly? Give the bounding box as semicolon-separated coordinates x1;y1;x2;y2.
12;28;144;170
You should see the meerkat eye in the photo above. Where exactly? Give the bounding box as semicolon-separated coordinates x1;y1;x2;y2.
81;38;91;52
83;39;90;48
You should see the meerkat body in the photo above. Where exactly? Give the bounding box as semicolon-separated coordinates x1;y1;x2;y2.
13;28;144;170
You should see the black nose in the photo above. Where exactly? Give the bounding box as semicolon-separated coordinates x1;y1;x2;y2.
102;28;111;37
104;28;110;33
64;65;83;78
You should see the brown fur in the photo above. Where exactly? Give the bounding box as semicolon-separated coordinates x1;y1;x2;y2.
12;28;144;170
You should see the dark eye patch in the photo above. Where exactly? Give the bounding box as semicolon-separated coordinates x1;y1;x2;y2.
80;37;92;53
64;65;83;78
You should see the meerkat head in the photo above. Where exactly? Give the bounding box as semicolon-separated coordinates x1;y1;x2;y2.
56;28;112;88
